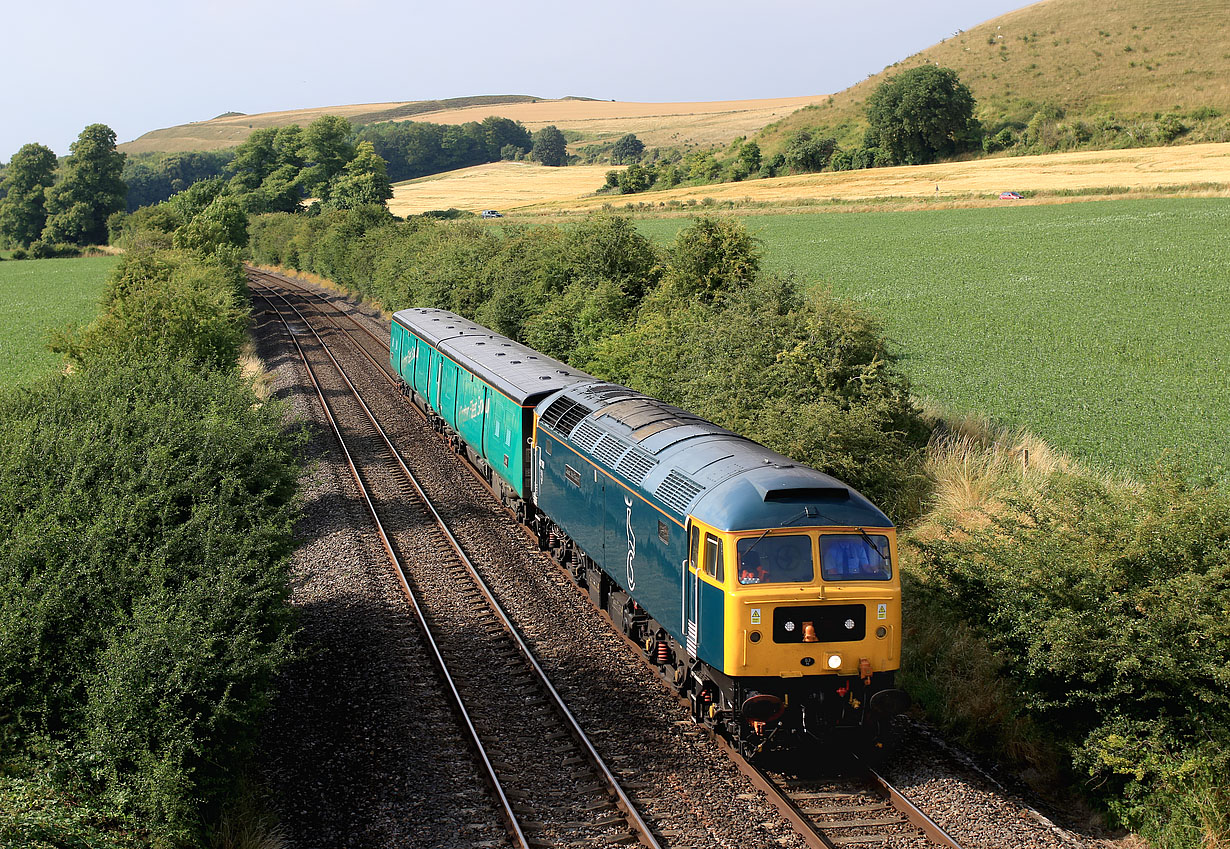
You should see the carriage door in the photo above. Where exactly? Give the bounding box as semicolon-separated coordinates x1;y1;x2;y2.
685;524;701;658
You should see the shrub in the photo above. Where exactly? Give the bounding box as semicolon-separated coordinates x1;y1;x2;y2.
0;354;300;840
909;468;1230;845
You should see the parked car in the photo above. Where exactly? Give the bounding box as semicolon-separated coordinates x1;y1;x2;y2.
481;209;503;218
999;191;1023;200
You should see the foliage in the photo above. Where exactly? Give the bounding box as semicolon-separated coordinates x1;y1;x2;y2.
297;115;353;199
784;129;837;172
52;249;248;370
0;144;58;248
532;125;568;167
865;65;981;165
323;141;392;210
0;353;299;841
122;150;234;212
247;209;932;523
610;133;645;164
356;117;530;183
908;469;1230;845
42;125;127;246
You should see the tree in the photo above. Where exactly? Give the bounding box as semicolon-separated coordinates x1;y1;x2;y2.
0;142;58;248
481;116;531;161
532;126;567;167
324;141;393;210
663;216;761;301
865;65;980;165
42;124;126;246
784;130;837;173
610;133;644;164
738;141;761;175
298;116;353;199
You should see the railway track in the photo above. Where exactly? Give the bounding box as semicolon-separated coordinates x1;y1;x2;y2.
249;274;661;849
247;268;969;849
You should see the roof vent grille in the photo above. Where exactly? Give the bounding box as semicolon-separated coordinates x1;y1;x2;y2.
655;471;703;515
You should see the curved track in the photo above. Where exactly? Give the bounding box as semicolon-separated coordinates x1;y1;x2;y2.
248;267;968;849
250;273;660;849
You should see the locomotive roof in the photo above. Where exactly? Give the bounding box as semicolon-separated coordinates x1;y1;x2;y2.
536;383;892;532
393;308;595;406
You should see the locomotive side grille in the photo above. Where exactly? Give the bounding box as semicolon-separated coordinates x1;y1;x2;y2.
592;433;630;467
616;449;657;485
572;421;603;452
655;470;703;514
540;396;593;435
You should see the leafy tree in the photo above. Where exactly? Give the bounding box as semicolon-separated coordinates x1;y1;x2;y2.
172;196;249;254
616;162;651;194
663;216;761;301
532;125;567;167
298;116;354;199
784;129;837;172
738;140;761;175
122;150;233;211
610;133;645;164
324;141;393;210
866;65;981;165
0;143;57;248
41;124;126;245
481;116;531;160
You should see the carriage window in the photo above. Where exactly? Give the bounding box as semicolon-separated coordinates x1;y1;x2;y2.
820;534;891;581
738;534;814;584
704;534;724;581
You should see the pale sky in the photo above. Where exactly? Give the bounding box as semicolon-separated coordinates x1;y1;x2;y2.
2;0;1031;163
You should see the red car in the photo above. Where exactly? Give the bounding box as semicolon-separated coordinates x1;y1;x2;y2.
999;191;1023;200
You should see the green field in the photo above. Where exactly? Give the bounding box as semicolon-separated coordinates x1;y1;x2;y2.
0;257;114;388
638;198;1230;481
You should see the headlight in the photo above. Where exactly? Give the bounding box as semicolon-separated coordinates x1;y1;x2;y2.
827;654;843;670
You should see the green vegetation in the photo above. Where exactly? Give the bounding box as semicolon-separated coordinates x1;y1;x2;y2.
249;208;932;523
902;428;1230;848
865;66;981;165
357;115;532;182
532;125;568;167
635;198;1230;483
123;149;234;211
43;124;127;248
249;207;1229;845
0;144;57;248
0;255;114;387
1;189;300;846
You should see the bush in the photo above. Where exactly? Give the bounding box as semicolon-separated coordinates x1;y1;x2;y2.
909;469;1230;845
0;355;300;840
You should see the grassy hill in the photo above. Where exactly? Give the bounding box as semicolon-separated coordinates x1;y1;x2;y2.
759;0;1230;152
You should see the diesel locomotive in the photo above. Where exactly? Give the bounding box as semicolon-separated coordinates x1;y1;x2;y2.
391;308;909;754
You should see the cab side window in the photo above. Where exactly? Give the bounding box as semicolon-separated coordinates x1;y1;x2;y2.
704;534;724;582
689;526;701;570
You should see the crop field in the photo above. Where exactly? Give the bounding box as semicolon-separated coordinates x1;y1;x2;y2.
389;162;620;216
637;198;1230;481
0;257;113;387
521;142;1230;213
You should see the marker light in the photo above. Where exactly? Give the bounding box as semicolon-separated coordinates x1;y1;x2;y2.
827;654;843;670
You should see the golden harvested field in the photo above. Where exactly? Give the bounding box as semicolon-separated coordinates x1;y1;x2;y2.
398;96;825;149
388;162;620;216
490;142;1227;214
121;96;824;155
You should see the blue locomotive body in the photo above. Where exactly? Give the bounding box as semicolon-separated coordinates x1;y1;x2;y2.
392;309;908;753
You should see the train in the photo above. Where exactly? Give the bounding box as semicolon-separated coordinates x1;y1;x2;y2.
390;307;910;755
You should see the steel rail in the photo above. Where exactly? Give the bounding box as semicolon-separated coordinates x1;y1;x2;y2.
253;269;962;849
252;285;530;849
252;277;663;849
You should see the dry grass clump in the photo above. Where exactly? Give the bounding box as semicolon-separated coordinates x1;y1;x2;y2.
918;407;1074;527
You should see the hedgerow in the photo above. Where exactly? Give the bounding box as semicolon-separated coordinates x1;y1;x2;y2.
1;189;300;845
248;208;932;522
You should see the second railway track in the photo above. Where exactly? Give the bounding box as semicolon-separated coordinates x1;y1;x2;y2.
247;267;1055;849
252;275;660;848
